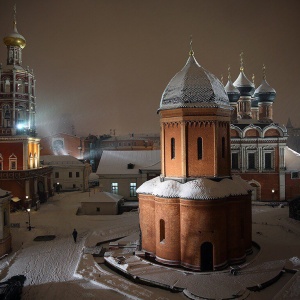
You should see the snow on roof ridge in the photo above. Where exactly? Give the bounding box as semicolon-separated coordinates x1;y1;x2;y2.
137;176;251;200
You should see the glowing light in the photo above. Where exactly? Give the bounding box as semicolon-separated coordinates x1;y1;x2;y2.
16;123;24;129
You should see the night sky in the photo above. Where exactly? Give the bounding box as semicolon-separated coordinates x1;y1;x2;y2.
1;0;299;137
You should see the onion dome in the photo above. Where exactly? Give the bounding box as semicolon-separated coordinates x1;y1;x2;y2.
254;65;276;103
3;7;26;49
224;65;240;103
159;50;230;111
233;52;255;97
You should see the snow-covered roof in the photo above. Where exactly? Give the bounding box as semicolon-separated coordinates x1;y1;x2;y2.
159;54;230;111
0;188;10;197
81;192;123;203
285;147;300;171
233;71;255;96
102;133;160;142
225;79;240;103
41;155;83;165
96;150;160;175
137;175;251;200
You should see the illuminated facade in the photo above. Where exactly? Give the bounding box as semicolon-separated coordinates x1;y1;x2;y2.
137;49;252;271
0;8;52;207
226;54;293;201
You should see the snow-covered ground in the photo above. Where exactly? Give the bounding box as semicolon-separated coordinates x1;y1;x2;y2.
0;191;299;299
1;192;186;300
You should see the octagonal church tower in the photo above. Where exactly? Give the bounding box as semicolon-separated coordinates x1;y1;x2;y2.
137;48;252;271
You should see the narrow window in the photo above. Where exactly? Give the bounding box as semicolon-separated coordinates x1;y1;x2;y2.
55;172;59;178
171;138;175;159
111;183;118;194
197;137;203;160
29;153;33;169
69;172;72;178
96;207;100;212
130;182;137;197
3;209;7;227
160;219;165;242
264;153;272;170
231;153;239;170
248;153;255;169
241;219;244;239
76;172;80;178
221;137;225;158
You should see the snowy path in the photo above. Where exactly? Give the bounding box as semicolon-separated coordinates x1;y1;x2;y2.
0;191;183;299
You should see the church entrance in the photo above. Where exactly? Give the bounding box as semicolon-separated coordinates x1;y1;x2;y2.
201;242;213;271
248;180;261;201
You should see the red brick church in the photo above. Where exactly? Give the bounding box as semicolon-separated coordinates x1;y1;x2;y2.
137;48;252;271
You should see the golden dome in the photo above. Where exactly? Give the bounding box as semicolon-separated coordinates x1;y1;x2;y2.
3;21;26;49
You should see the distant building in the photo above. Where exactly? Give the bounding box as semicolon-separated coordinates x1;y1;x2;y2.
285;147;300;200
40;133;85;159
0;9;52;207
96;150;160;200
100;134;160;151
0;188;11;256
80;192;124;215
286;118;300;154
41;155;91;192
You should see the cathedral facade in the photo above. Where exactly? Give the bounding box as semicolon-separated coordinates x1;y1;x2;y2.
226;55;291;201
0;9;52;207
137;49;252;271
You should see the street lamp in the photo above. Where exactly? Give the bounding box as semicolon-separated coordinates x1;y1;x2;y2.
272;189;275;202
26;208;31;231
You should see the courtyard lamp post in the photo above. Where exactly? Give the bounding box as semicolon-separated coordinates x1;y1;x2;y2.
272;189;275;202
26;208;31;231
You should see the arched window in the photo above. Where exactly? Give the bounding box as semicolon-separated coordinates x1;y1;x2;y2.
171;138;175;159
9;154;17;170
2;104;11;127
4;79;10;93
197;137;203;160
160;219;165;242
222;137;225;158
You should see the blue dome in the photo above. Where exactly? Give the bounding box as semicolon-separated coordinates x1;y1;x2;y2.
254;79;276;103
233;71;255;97
225;80;240;103
159;54;230;111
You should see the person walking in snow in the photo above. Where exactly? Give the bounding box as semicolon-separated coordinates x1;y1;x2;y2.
72;229;78;243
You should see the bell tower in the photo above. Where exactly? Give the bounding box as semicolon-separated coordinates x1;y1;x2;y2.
1;4;36;137
0;6;52;209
